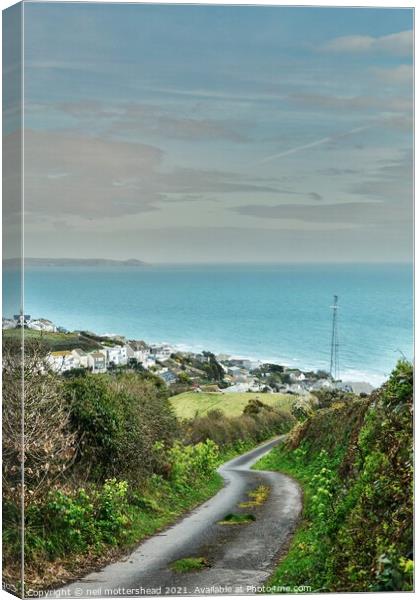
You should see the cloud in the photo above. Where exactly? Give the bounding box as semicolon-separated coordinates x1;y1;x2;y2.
256;126;371;165
308;192;323;201
289;92;412;114
232;200;409;227
321;30;413;56
349;152;413;203
22;129;282;221
373;64;413;85
48;100;249;142
320;168;362;176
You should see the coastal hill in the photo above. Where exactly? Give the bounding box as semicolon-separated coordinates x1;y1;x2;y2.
3;258;147;268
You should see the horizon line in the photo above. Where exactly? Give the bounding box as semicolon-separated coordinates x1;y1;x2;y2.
3;257;414;266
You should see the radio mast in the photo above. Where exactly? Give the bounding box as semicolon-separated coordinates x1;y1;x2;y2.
329;295;339;380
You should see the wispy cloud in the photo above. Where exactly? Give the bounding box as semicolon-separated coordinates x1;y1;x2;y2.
35;100;250;143
288;92;412;114
256;126;371;165
21;130;285;221
372;64;413;84
321;30;413;56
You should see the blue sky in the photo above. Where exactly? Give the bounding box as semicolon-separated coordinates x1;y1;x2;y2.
12;2;414;262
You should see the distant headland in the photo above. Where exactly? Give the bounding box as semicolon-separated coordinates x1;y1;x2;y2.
3;258;147;268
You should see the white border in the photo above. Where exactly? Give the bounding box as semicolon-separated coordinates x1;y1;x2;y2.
0;2;416;600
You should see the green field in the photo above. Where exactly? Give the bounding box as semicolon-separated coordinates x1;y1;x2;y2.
2;328;101;352
170;391;296;419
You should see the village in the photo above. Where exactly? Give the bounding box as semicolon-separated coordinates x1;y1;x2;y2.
2;314;371;395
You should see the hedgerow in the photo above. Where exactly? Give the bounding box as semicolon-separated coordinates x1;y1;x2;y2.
3;341;296;592
256;360;413;592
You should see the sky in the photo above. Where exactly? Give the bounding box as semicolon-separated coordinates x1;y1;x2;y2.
5;2;414;262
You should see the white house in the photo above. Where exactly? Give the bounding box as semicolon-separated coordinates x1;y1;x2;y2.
288;369;306;382
71;348;89;369
48;351;77;373
126;341;150;364
149;344;172;362
28;318;57;332
2;318;16;330
87;351;107;373
106;345;128;366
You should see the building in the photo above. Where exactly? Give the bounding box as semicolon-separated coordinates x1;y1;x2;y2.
2;318;16;330
126;340;150;364
13;314;31;327
87;351;107;373
48;350;77;373
106;345;128;367
228;358;254;370
28;318;57;332
71;348;89;369
149;344;172;361
160;370;178;385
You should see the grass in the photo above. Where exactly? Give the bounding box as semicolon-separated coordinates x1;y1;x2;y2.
2;328;101;351
20;472;224;592
170;557;210;573
218;513;256;525
124;473;224;546
170;391;296;419
239;484;270;508
252;368;414;594
19;441;256;591
254;445;327;591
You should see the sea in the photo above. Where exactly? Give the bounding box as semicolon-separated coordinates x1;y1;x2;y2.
3;263;413;386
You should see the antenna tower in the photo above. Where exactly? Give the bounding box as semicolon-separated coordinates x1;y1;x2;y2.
329;295;339;380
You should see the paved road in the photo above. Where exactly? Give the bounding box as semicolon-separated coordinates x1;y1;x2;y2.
55;436;302;597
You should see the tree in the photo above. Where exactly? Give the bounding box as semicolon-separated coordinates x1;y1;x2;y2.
2;339;76;506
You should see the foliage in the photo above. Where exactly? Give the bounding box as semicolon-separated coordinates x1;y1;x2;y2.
64;372;178;482
28;479;130;560
201;351;225;382
2;328;101;352
170;390;296;419
170;557;210;573
167;440;219;490
239;484;270;507
3;340;76;505
256;360;413;593
184;401;296;449
2;340;305;592
177;371;191;384
218;513;256;525
311;387;356;409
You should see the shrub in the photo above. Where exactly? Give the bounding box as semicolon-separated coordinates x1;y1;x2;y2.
185;402;295;448
26;479;131;560
261;361;413;593
3;340;76;505
64;372;178;483
168;440;219;490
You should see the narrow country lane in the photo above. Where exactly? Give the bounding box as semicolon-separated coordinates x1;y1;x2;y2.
55;436;302;597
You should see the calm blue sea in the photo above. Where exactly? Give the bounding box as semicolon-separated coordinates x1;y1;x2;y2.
3;263;413;385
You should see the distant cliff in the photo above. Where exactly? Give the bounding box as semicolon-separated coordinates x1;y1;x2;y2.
4;258;147;268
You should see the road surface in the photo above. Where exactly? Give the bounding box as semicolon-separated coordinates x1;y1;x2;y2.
54;436;302;597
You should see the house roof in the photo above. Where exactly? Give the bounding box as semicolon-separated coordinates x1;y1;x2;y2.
50;351;72;357
90;351;106;359
72;348;87;356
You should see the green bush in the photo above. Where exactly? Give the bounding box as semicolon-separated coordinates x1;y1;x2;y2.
185;402;295;448
168;440;219;490
21;478;131;564
258;361;413;593
65;372;178;482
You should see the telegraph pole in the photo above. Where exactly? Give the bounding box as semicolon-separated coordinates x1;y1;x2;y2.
329;295;339;380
